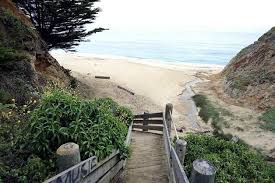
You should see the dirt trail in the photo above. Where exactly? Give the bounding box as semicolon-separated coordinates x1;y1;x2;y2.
117;131;169;183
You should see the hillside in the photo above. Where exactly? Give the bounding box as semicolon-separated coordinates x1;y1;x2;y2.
221;27;275;110
0;0;73;104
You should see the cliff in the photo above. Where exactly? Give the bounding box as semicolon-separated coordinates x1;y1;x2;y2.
0;0;73;104
221;27;275;109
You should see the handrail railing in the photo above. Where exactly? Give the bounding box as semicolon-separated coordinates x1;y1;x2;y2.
44;122;133;183
163;103;216;183
169;110;179;140
163;105;189;183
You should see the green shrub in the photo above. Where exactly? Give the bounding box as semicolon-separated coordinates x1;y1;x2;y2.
232;76;250;91
18;89;132;160
0;45;28;64
192;94;231;133
183;134;275;183
0;8;36;50
260;108;275;132
69;78;77;89
20;156;48;182
0;90;133;182
0;89;12;104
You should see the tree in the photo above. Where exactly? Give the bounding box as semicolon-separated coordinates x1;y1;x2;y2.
14;0;105;50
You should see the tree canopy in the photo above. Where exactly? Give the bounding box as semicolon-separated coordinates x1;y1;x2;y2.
14;0;105;50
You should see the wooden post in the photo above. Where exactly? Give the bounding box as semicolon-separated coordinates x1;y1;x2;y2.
165;103;173;136
175;139;187;165
143;111;149;132
56;142;81;172
190;159;216;183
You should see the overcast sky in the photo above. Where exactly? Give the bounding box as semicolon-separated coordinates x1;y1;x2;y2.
93;0;275;33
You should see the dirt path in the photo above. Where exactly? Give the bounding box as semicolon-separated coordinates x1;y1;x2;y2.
117;131;169;183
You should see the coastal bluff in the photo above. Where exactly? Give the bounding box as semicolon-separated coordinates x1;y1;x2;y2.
221;27;275;109
0;0;73;104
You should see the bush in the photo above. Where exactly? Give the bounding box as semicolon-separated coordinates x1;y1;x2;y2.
260;108;275;132
0;8;36;50
0;45;28;64
0;89;12;104
192;94;231;133
232;76;250;91
18;89;132;160
0;90;133;182
183;134;275;183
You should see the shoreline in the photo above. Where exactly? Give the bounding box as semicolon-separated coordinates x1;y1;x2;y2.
51;51;225;71
52;52;221;132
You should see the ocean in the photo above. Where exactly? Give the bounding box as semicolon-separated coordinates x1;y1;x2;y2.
75;30;263;66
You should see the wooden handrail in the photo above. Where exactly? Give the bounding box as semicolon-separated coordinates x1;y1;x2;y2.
163;103;190;183
44;123;133;183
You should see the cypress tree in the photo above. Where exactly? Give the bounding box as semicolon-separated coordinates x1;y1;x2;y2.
14;0;105;50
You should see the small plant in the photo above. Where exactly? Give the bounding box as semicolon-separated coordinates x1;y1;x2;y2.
69;78;77;89
0;45;28;64
192;94;231;133
232;76;250;91
260;108;275;132
0;89;12;104
0;8;36;50
183;134;275;183
20;156;48;182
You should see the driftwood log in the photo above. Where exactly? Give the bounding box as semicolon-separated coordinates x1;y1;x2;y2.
117;85;135;95
95;76;111;79
56;142;81;172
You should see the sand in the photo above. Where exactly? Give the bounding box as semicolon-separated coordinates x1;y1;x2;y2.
52;52;275;158
193;76;275;159
52;52;222;132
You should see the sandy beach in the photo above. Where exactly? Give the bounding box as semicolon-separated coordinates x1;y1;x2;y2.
52;52;223;132
51;52;275;158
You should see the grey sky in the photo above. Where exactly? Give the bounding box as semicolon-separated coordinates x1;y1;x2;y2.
94;0;274;33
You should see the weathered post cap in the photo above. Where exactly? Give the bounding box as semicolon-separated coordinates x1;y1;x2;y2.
190;159;216;183
176;139;187;147
166;103;173;111
57;142;81;172
175;139;187;164
57;142;79;155
193;159;216;175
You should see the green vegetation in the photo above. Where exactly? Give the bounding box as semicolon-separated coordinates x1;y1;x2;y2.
0;8;31;64
232;76;250;91
0;98;43;182
0;89;12;103
0;8;36;50
0;89;133;182
14;0;105;50
192;94;232;133
183;134;275;183
260;108;275;132
0;45;28;64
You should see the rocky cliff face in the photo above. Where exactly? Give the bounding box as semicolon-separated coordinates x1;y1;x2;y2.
221;27;275;109
0;0;73;104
